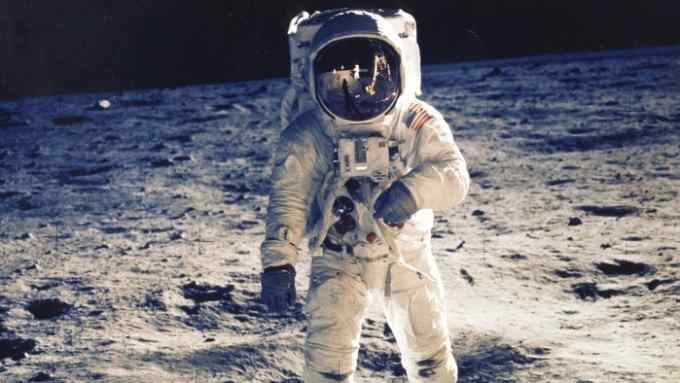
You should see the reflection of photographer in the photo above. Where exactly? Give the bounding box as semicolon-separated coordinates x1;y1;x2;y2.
260;9;469;382
365;51;391;96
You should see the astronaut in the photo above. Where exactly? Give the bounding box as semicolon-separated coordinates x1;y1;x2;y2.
260;9;469;383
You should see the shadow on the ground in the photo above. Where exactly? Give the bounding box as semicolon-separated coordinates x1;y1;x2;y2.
457;341;540;383
358;339;539;382
128;335;539;382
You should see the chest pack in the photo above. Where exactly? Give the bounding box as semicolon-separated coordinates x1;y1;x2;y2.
282;8;422;129
336;136;405;183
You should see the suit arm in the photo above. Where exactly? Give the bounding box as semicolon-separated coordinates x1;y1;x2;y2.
399;115;470;211
260;116;330;269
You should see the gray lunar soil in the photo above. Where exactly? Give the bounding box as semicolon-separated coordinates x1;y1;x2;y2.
1;46;680;382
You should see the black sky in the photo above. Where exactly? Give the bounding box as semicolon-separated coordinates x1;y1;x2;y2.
1;0;679;99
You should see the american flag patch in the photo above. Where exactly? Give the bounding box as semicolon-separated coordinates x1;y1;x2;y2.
408;102;434;131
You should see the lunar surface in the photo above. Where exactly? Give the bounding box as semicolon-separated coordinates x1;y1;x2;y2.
1;46;680;382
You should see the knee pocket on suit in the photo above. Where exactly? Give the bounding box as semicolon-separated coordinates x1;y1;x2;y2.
406;286;447;342
305;276;366;345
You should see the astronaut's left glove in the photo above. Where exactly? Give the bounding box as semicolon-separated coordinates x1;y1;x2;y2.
261;264;296;312
373;180;418;226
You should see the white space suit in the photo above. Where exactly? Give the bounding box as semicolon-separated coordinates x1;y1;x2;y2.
260;9;469;383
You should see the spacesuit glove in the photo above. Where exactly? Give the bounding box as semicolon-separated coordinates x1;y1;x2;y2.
373;180;418;226
260;264;296;312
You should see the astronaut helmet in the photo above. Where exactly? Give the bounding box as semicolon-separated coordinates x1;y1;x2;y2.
312;37;401;122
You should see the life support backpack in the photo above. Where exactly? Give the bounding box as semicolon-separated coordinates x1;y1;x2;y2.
281;8;423;129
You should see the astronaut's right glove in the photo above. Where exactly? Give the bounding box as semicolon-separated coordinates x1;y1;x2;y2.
373;180;419;226
260;264;296;312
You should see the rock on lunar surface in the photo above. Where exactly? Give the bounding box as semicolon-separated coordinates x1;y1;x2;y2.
0;337;38;360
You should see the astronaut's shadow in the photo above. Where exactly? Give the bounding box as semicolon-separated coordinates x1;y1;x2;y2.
359;337;539;382
455;340;540;383
139;336;539;382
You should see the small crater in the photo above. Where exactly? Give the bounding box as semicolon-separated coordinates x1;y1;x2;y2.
28;372;58;382
103;134;121;142
140;293;167;311
566;127;596;135
237;219;260;230
26;298;73;319
52;115;92;126
554;269;584;278
594;259;656;276
0;191;23;200
0;337;38;360
182;282;234;303
482;67;504;79
224;194;245;204
165;134;194;143
645;278;677;291
209;104;234;111
574;205;640;217
545;178;575;186
572;282;625;301
181;286;305;332
64;165;115;178
150;158;175;168
100;226;128;234
458;342;539;381
621;236;650;242
173;154;193;162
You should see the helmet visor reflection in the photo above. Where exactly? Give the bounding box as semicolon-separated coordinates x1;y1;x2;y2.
314;38;401;121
